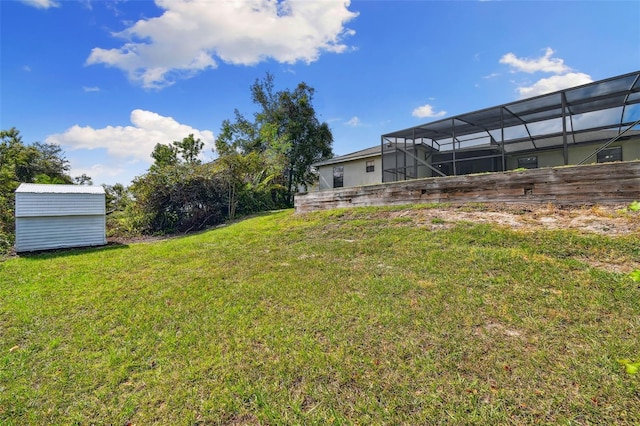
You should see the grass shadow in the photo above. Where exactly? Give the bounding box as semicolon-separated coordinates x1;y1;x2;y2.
17;242;129;260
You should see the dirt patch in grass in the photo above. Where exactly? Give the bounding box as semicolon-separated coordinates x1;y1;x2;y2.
382;203;640;273
384;203;640;236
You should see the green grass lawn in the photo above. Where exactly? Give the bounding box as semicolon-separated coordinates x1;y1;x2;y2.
1;206;639;425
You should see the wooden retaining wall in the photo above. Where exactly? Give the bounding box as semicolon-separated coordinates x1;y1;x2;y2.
295;161;640;213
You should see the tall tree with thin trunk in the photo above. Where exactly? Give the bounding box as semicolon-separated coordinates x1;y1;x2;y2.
217;73;333;206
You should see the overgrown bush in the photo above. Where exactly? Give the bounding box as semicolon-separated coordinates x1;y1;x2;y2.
130;164;228;234
235;183;288;217
106;210;144;239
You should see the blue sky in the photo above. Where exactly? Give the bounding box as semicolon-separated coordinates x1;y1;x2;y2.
2;0;639;185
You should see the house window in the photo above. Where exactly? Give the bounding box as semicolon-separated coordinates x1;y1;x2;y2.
366;160;375;173
517;156;538;169
596;147;622;163
333;166;344;188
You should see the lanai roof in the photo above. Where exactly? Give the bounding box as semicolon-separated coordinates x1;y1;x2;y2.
382;70;640;152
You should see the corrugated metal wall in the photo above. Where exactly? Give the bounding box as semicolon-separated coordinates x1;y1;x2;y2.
16;216;106;252
15;188;106;252
16;193;106;217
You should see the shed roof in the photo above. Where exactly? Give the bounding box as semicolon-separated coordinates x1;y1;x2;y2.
16;183;105;194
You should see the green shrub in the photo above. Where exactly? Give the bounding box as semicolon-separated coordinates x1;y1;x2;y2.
0;230;14;255
130;164;228;234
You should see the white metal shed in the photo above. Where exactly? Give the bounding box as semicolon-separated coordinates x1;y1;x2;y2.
15;183;106;252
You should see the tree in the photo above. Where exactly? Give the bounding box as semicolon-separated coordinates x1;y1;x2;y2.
73;173;93;186
0;128;23;252
214;150;286;219
217;73;333;205
103;183;131;213
216;110;263;156
174;134;204;164
275;82;333;197
0;128;75;253
150;143;179;169
151;134;205;171
30;142;73;183
0;129;73;185
34;174;71;184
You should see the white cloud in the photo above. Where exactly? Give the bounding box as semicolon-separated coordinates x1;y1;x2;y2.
516;72;593;98
70;162;128;184
20;0;59;9
498;47;593;99
345;116;361;127
22;65;32;72
87;0;359;89
45;109;214;184
500;47;571;74
82;86;101;92
412;104;447;119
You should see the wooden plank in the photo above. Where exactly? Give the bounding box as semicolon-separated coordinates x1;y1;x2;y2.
295;161;640;213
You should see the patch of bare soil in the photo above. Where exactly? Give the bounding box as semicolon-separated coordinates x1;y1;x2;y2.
384;203;640;273
385;203;640;236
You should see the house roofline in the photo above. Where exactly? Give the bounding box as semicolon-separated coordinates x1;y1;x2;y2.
313;150;380;167
314;142;435;167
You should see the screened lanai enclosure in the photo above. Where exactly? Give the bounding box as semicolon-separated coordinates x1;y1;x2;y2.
381;71;640;183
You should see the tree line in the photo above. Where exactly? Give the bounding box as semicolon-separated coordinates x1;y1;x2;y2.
0;74;333;253
0;127;88;253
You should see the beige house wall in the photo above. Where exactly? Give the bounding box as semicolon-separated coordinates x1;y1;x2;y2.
507;140;640;170
317;156;381;190
346;157;381;187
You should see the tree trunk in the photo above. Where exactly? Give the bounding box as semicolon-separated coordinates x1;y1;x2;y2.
286;167;294;207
